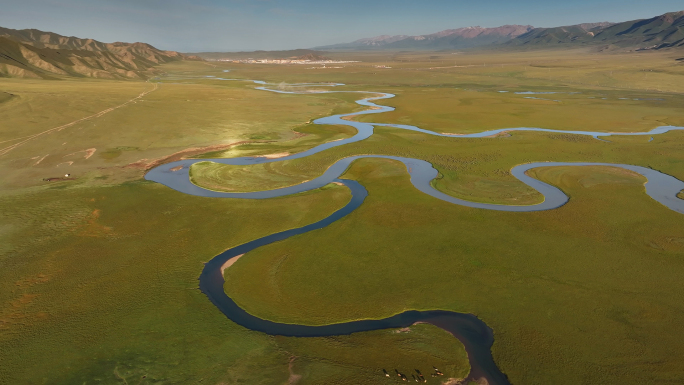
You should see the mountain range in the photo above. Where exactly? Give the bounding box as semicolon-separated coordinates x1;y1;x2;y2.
318;25;534;50
1;9;682;78
317;10;684;51
0;27;201;79
507;11;684;50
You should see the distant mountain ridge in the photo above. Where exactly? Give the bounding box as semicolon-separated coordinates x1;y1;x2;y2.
507;11;684;50
0;26;201;79
318;25;534;50
352;35;411;46
3;9;682;79
318;10;684;51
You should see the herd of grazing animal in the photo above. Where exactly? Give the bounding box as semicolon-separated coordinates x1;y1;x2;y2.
383;367;444;382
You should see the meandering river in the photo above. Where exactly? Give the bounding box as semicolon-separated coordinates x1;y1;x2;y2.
146;79;684;384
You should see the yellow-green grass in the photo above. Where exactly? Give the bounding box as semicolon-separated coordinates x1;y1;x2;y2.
218;49;684;93
2;50;684;385
213;50;684;145
190;160;312;193
0;179;468;384
225;158;684;384
188;124;357;192
0;78;154;142
161;54;684;384
275;323;469;384
0;91;15;103
188;52;684;202
0;65;362;191
354;86;684;134
217;51;684;134
197;124;356;160
188;127;684;205
0;60;472;384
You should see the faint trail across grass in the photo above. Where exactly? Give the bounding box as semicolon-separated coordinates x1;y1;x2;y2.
0;82;158;157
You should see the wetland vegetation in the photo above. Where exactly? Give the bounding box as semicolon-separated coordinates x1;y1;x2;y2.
2;49;684;384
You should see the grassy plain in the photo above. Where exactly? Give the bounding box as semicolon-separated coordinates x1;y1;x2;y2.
189;50;684;204
0;60;470;384
226;158;684;384
1;48;684;385
0;68;362;191
206;50;684;384
189;127;684;205
0;179;470;384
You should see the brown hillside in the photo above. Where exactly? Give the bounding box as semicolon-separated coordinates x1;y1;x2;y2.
0;26;201;79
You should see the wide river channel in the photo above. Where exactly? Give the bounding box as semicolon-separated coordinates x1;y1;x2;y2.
146;79;684;384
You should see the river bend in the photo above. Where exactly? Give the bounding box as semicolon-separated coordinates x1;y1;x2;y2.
146;79;684;384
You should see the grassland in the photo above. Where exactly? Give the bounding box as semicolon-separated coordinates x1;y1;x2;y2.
1;49;684;384
0;68;362;191
226;158;684;384
188;50;684;205
0;60;470;384
188;126;683;205
1;176;474;384
355;87;684;134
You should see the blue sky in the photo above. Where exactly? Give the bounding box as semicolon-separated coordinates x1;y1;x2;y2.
1;0;682;52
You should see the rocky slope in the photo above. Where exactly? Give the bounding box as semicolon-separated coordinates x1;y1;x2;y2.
0;26;201;79
318;10;684;52
508;11;684;50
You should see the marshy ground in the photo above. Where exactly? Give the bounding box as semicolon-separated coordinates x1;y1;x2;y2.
1;49;683;384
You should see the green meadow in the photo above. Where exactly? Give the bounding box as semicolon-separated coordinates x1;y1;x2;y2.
226;158;684;384
0;60;467;384
1;49;684;384
189;127;684;206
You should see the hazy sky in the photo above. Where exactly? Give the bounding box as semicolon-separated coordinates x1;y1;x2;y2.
2;0;682;52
